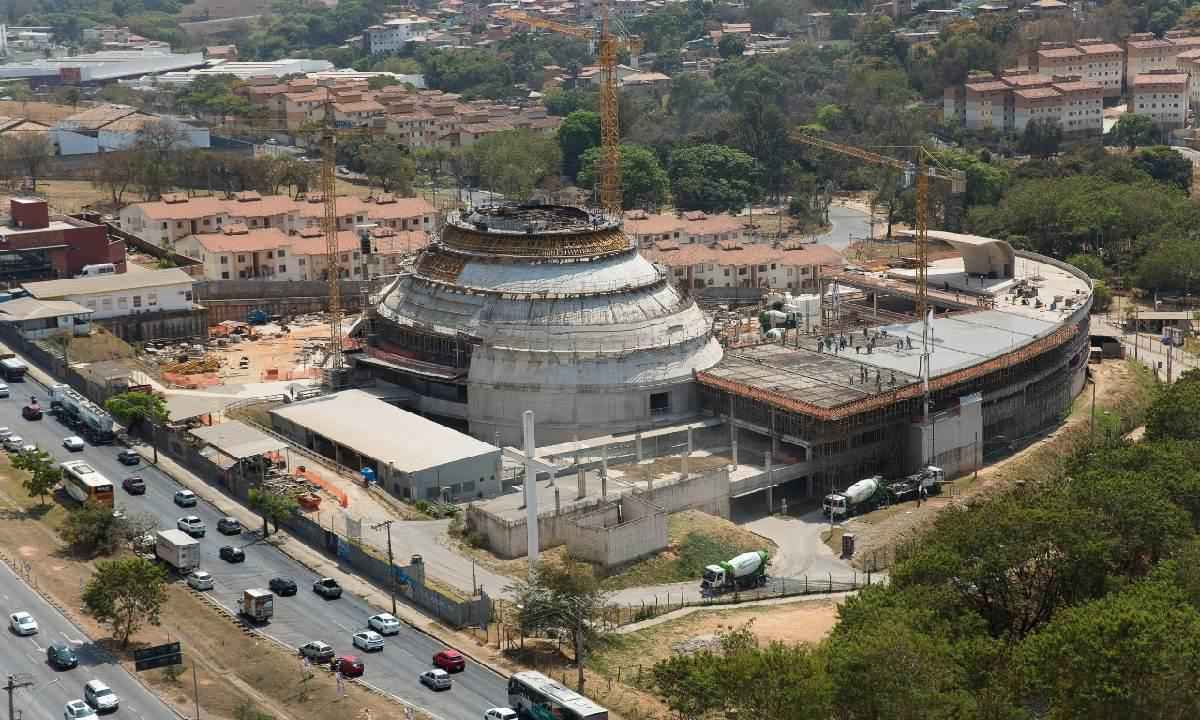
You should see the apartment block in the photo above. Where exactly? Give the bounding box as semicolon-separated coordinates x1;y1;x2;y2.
642;241;842;292
1074;39;1124;97
1177;48;1200;108
623;211;749;248
1129;70;1189;130
945;71;1103;136
363;17;433;54
1127;32;1179;81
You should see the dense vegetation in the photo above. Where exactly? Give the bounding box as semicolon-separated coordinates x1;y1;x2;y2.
653;366;1200;720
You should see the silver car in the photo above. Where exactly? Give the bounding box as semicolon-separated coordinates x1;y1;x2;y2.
83;679;119;712
186;570;214;591
420;669;451;691
352;630;384;652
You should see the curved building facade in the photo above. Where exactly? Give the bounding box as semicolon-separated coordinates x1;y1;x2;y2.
365;205;723;446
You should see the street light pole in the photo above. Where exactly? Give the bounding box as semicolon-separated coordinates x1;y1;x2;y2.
371;519;397;615
5;674;33;720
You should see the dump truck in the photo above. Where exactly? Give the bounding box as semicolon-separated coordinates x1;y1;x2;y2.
823;476;884;520
155;529;200;572
237;588;274;623
700;550;769;594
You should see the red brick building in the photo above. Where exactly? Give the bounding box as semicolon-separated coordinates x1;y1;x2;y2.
0;198;125;282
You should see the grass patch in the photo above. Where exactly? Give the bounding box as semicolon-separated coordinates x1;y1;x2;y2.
598;510;773;591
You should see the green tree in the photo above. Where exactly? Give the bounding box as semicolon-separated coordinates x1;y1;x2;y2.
1146;369;1200;441
669;144;760;213
470;129;561;199
359;140;416;194
248;486;298;536
507;557;610;693
717;33;746;58
1065;253;1105;279
1136;235;1200;293
1019;118;1063;159
557;110;601;181
82;556;167;647
1133;146;1193;192
61;502;124;555
578;144;670;210
14;449;60;506
1107;113;1157;151
105;391;167;428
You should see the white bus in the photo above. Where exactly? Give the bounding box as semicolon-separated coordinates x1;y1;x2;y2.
60;460;115;507
507;671;607;720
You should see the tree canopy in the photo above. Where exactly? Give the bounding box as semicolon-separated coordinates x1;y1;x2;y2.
668;143;761;213
83;557;168;647
578;144;670;211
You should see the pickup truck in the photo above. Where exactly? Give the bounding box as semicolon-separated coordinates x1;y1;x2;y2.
312;577;342;599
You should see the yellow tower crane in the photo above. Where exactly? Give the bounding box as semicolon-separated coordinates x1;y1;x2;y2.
790;132;966;320
496;7;641;214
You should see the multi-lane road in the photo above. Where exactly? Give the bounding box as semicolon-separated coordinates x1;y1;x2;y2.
0;558;178;720
0;375;509;720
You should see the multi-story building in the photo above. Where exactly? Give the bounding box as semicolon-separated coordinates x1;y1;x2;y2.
1075;39;1125;97
1127;32;1177;80
22;268;194;320
1051;77;1104;135
642;240;842;292
363;17;433;54
0;198;125;282
623;211;749;248
1129;70;1189;129
1176;47;1200;108
945;71;1103;136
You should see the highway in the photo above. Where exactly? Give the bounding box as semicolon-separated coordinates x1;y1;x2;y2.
0;376;510;720
0;559;178;720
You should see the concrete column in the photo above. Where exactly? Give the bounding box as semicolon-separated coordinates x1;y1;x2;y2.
576;466;586;500
522;410;539;578
635;432;643;462
729;396;738;465
601;443;608;476
806;475;814;497
554;486;561;516
601;469;608;499
766;485;774;514
681;427;692;480
765;451;773;485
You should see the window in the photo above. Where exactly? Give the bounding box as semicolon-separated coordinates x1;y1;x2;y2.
299;258;306;266
267;251;273;259
184;291;192;302
101;297;113;310
341;254;349;262
148;292;158;306
203;218;210;226
278;249;286;257
221;271;230;279
279;264;287;273
650;392;670;414
117;296;128;309
220;256;228;265
132;295;142;308
237;255;246;262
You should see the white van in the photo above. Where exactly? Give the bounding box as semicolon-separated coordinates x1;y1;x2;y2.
77;263;116;277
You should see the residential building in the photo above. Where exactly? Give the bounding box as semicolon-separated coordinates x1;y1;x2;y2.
1129;70;1188;130
1177;47;1200;108
0;298;93;340
1126;33;1176;80
364;17;433;54
1033;40;1124;98
1028;0;1069;17
22;268;195;320
642;241;842;292
175;224;428;281
1050;78;1104;135
623;211;748;248
0;198;126;281
52;104;210;156
945;71;1103;136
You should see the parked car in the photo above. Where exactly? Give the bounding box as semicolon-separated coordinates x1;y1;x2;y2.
174;490;197;507
312;577;342;599
219;545;245;563
0;427;13;441
9;611;38;635
433;649;465;673
269;577;298;596
298;641;335;663
122;476;146;495
352;630;384;652
63;699;98;720
217;517;242;535
62;436;85;451
4;435;25;451
177;515;206;537
186;570;214;591
419;669;451;691
368;612;400;635
484;709;518;720
0;382;9;398
48;642;79;670
331;656;364;678
117;450;140;466
83;679;120;713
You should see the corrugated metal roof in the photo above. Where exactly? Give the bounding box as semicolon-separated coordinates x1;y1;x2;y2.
191;420;286;459
23;268;195;299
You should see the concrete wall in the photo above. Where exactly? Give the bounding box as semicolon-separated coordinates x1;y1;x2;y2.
907;391;983;478
194;278;369;323
99;307;210;342
564;495;668;568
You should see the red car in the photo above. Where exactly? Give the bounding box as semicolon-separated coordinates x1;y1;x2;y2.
432;649;465;673
331;656;364;678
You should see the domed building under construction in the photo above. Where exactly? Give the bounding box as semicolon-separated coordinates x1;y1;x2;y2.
359;204;724;446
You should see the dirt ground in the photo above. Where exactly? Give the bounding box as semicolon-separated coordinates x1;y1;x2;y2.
207;319;336;384
0;462;417;720
835;359;1153;570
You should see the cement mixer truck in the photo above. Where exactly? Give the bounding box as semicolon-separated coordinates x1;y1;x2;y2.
700;550;769;594
823;476;884;520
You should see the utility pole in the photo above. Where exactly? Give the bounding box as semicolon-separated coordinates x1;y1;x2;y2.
371;519;397;615
5;673;34;720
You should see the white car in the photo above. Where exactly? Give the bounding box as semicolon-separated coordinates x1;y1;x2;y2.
352;630;384;652
4;435;24;451
186;570;214;591
62;436;85;451
0;427;11;440
419;669;451;691
83;679;120;712
177;515;206;537
64;699;98;720
368;612;401;635
0;382;9;398
8;611;38;635
484;709;518;720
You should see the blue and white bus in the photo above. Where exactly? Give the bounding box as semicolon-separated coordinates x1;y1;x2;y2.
507;671;607;720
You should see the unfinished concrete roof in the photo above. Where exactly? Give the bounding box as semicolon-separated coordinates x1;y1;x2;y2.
899;230;1015;279
270;389;499;473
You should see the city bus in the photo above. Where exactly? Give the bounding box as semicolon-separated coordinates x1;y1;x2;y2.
507;671;608;720
60;460;115;507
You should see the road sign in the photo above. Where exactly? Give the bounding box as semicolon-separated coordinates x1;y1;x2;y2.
134;642;182;672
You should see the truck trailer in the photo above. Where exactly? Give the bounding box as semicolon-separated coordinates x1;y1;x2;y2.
155;529;200;572
50;384;116;444
237;589;274;623
700;550;769;594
